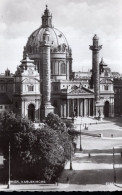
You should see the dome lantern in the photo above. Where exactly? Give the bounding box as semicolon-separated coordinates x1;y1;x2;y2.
42;5;52;28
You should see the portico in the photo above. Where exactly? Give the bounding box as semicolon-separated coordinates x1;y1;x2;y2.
59;86;94;118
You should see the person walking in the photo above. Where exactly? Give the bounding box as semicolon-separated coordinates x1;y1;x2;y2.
56;177;59;186
67;176;69;184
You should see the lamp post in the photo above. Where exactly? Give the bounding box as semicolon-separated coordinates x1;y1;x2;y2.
79;117;83;151
70;142;72;170
7;142;11;189
113;147;116;183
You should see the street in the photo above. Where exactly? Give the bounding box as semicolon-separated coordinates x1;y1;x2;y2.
59;117;122;191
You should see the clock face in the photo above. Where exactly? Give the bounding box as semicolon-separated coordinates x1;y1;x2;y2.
28;68;33;75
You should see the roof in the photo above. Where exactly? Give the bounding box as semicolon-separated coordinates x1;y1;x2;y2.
26;27;69;49
0;93;12;105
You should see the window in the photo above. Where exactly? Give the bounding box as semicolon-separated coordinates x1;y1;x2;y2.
28;85;34;92
46;19;48;25
104;85;109;90
0;106;3;109
61;63;66;74
5;106;8;109
49;18;51;25
53;86;58;91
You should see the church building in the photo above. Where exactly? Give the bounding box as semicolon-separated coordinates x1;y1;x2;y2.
0;6;116;121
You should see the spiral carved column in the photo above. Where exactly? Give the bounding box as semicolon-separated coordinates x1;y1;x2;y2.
41;29;54;118
89;35;104;118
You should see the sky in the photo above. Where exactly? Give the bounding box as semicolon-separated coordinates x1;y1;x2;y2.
0;0;122;73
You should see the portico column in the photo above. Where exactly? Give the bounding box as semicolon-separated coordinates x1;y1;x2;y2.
93;99;95;116
62;103;64;118
80;99;83;117
72;99;74;113
79;99;81;116
60;100;63;118
77;99;79;117
64;101;66;118
24;99;25;117
67;99;69;117
84;99;87;116
88;99;90;116
83;99;84;116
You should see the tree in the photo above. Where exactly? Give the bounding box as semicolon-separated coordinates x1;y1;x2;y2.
45;112;67;132
46;113;79;142
0;111;71;183
33;127;68;181
0;111;34;182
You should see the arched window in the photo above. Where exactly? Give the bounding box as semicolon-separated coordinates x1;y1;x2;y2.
61;63;66;74
49;18;51;26
46;19;48;26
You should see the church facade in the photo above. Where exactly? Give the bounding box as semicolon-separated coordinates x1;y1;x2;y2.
0;6;117;121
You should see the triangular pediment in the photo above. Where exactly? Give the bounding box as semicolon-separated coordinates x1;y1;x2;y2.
22;78;40;84
100;78;113;84
68;86;94;95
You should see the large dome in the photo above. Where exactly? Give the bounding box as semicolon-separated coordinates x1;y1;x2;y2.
26;5;69;50
26;27;69;49
23;5;72;82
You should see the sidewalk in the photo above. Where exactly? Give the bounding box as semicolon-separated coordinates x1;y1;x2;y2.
0;183;68;191
0;183;122;191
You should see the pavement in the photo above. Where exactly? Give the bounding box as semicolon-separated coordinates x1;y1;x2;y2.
59;117;122;191
1;117;122;191
0;183;122;191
